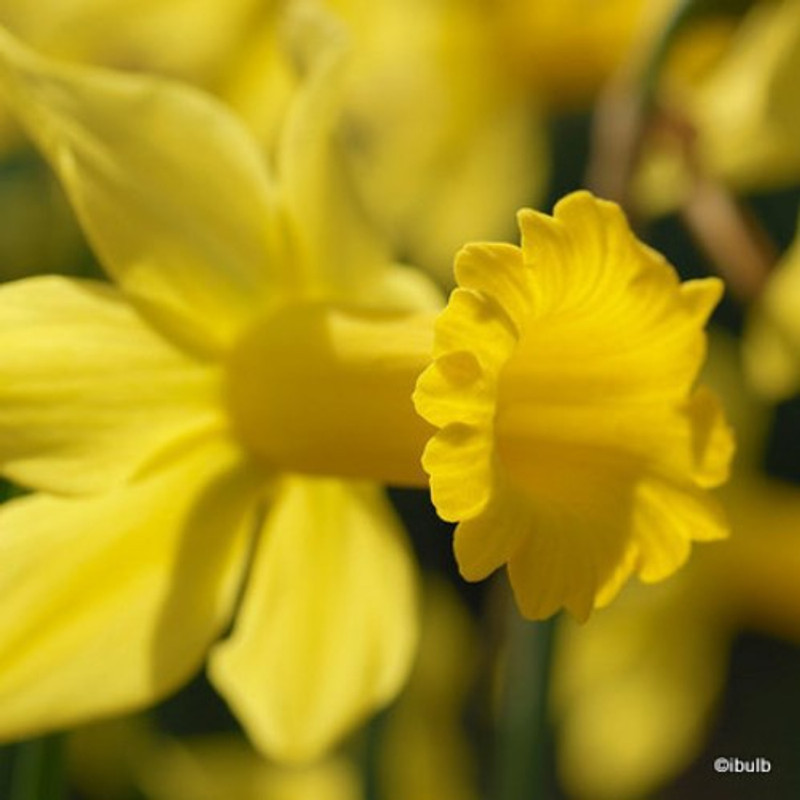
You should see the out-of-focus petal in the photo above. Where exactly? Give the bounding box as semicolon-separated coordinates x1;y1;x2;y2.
379;580;480;800
209;476;418;762
276;4;393;305
744;218;800;399
329;0;547;284
0;275;223;494
0;26;282;353
0;433;261;742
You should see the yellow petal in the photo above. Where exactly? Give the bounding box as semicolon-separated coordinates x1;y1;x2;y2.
378;580;481;800
276;5;389;303
0;26;281;353
421;423;495;522
744;218;800;400
0;275;223;494
209;476;418;762
328;0;549;285
633;477;727;584
695;0;800;191
0;433;260;743
452;481;531;581
0;0;261;84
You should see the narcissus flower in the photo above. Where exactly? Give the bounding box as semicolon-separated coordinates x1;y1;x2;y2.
0;17;440;762
414;191;734;620
490;0;671;109
633;0;800;215
744;211;800;399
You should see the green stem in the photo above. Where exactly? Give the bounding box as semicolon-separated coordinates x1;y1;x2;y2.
495;612;558;800
362;708;388;800
10;735;65;800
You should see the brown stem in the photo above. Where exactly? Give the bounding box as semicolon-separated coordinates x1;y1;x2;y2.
681;178;777;302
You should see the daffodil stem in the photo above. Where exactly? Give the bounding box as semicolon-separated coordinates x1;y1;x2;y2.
9;735;65;800
495;611;557;800
363;709;387;800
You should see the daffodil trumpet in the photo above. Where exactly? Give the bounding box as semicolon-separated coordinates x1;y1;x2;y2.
226;303;435;486
414;191;734;621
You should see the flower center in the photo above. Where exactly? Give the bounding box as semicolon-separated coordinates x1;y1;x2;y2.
225;302;436;487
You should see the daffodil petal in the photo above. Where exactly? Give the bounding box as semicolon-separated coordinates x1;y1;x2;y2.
0;26;281;353
0;275;223;494
421;424;494;522
209;477;418;762
0;433;260;743
277;4;400;306
633;477;727;584
744;222;800;400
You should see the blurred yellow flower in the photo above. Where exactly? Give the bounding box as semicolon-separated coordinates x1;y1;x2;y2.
744;212;800;400
491;0;668;109
308;0;547;284
0;16;440;762
414;191;734;620
553;570;727;799
634;0;800;214
0;0;264;102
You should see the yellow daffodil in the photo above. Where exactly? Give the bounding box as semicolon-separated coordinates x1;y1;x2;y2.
490;0;671;109
633;0;800;215
414;191;734;620
553;570;727;799
0;14;442;762
744;211;800;400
